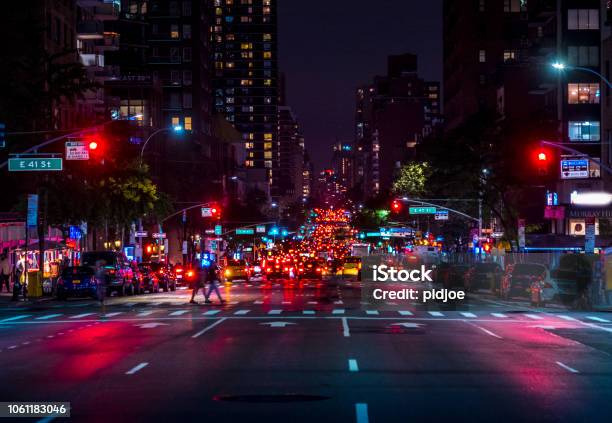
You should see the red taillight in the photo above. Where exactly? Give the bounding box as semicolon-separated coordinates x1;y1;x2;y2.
159;270;164;274
266;268;272;273
245;267;249;272
176;268;183;274
108;269;116;275
186;270;194;278
284;267;289;271
316;268;321;272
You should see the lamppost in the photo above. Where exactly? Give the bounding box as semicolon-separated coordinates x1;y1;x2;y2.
139;125;183;164
552;62;612;89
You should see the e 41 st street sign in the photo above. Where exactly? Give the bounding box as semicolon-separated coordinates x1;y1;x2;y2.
8;157;63;171
409;207;436;215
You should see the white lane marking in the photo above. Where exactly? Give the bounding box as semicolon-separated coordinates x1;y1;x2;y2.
460;312;477;318
398;310;413;316
491;313;508;318
268;309;282;315
556;361;579;373
342;317;350;337
203;310;221;316
70;313;95;319
36;314;63;320
0;315;31;323
525;314;542;320
355;403;369;423
253;300;263;305
307;301;318;305
125;362;149;375
332;309;345;315
428;311;444;317
334;300;344;305
192;318;227;338
366;310;379;315
586;316;611;323
558;315;578;321
386;302;398;306
303;310;315;315
137;311;155;317
103;312;123;318
8;345;17;349
467;322;503;339
348;359;359;372
169;310;189;316
234;309;251;315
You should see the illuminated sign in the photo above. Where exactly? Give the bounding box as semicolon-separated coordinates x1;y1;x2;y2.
560;158;588;179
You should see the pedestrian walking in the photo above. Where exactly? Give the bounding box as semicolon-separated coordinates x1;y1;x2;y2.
94;259;107;304
189;264;208;304
204;261;225;304
12;254;26;301
0;252;11;293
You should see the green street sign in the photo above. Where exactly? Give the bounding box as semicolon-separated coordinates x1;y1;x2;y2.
214;225;222;236
236;228;255;235
409;206;436;215
8;158;63;171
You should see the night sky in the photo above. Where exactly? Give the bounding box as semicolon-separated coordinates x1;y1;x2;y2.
278;0;443;171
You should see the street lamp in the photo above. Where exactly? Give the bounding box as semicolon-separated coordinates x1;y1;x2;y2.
139;125;184;164
551;62;612;89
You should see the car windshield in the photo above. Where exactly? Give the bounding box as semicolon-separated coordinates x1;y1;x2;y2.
513;264;545;276
61;266;94;277
82;252;117;266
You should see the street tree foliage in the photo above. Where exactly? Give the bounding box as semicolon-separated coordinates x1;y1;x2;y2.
392;162;430;197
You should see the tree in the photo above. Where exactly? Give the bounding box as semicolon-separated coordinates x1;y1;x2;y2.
392;162;429;197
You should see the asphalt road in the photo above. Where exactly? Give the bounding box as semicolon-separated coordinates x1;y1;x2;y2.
1;278;612;422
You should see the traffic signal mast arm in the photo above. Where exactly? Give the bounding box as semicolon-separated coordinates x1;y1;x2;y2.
540;140;612;176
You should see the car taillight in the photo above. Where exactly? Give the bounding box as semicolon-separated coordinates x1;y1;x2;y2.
245;267;249;272
316;268;321;272
186;270;194;278
284;267;289;271
176;268;183;274
108;269;116;275
266;268;272;273
358;263;362;270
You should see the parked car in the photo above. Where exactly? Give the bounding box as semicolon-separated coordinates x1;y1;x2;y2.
465;262;503;292
131;262;145;295
223;259;251;282
138;264;160;293
81;251;134;296
500;263;559;305
142;262;176;292
56;266;99;300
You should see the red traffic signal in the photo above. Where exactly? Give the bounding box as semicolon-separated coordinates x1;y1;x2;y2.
391;200;402;213
89;141;98;151
537;151;547;161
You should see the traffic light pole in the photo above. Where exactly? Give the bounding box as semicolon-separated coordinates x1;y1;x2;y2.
540;140;612;175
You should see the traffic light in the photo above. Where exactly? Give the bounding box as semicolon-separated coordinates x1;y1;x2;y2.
391;200;402;213
537;151;547;162
88;140;98;151
86;133;105;163
482;242;492;254
210;206;221;219
533;147;551;176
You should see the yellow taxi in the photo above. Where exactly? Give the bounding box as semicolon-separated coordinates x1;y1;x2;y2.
223;259;251;282
342;257;362;279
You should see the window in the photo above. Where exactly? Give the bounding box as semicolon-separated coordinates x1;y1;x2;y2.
503;50;517;62
264;79;272;86
263;51;272;59
183;70;192;86
504;0;522;12
264;160;272;168
264;151;272;159
171;116;180;127
264;133;273;141
183;93;192;109
183;24;191;39
183;1;192;16
568;121;600;141
183;47;192;62
226;97;234;103
170;24;179;39
568;46;599;67
568;9;599;30
568;83;600;104
479;49;486;63
264;142;272;150
245;142;254;149
263;33;272;41
246;160;254;167
479;0;485;12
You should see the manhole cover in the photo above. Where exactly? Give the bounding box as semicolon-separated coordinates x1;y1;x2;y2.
214;394;331;403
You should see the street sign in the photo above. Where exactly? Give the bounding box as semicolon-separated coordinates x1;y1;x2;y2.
409;206;436;215
65;141;89;160
135;231;148;238
69;225;82;240
27;194;38;228
434;210;449;220
236;228;255;235
585;216;595;254
256;225;266;233
152;232;166;239
560;158;588;179
0;123;5;148
214;225;222;236
201;207;214;217
8;157;63;171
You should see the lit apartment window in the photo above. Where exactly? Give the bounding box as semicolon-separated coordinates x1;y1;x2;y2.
264;142;272;150
479;49;486;63
264;160;272;168
264;151;272;159
241;16;252;23
170;24;179;39
248;152;254;158
246;142;254;149
568;83;600;104
569;121;600;141
241;79;253;86
264;0;272;5
264;79;272;86
248;133;255;140
184;116;192;131
241;43;253;50
263;51;272;59
246;160;254;167
226;34;235;41
263;6;271;14
479;0;485;12
226;62;235;68
226;97;234;103
503;50;517;62
568;9;599;30
171;116;180;127
568;46;599;67
264;133;273;141
215;7;222;15
263;33;272;41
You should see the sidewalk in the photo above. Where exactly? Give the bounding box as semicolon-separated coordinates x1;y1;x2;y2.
0;291;55;306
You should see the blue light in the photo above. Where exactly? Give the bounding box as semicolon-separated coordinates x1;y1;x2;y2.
269;227;279;236
281;230;289;236
173;125;183;132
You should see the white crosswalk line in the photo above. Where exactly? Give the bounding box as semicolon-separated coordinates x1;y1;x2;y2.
428;311;444;317
586;316;611;323
70;313;94;319
253;300;263;305
307;301;318;305
460;312;477;318
137;311;155;317
35;314;63;320
169;310;189;316
103;312;123;318
234;309;251;315
0;315;31;323
525;314;543;320
332;309;345;315
282;301;292;305
203;310;221;316
366;310;379;315
268;309;282;315
334;300;344;305
303;310;315;315
491;313;508;318
558;315;578;321
398;310;413;316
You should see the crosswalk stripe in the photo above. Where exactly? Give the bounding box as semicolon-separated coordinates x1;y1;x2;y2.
234;309;251;315
307;301;318;305
282;301;292;305
70;313;94;319
460;312;477;318
36;314;63;320
332;309;345;315
558;315;578;321
203;310;221;316
366;310;379;315
169;310;189;316
268;309;282;315
103;312;123;318
253;300;263;305
525;314;542;320
137;311;155;317
0;315;31;323
303;310;315;315
334;300;344;305
586;316;611;323
428;311;444;317
491;313;508;318
398;310;413;316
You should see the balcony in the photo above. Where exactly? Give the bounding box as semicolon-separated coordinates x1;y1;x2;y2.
80;53;104;68
77;21;104;40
